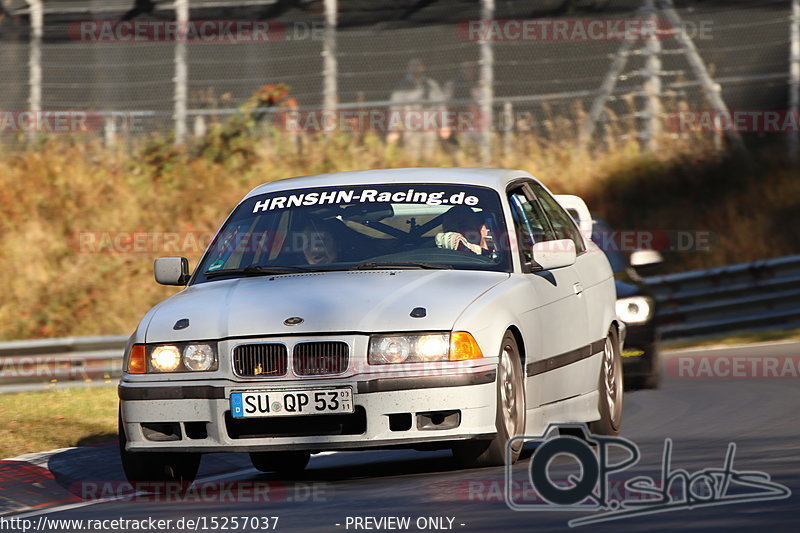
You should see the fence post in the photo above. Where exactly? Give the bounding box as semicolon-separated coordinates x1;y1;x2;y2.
789;0;799;162
659;0;747;155
643;0;662;151
502;100;513;156
581;38;635;146
174;0;189;145
193;115;207;139
104;115;116;146
323;0;338;116
26;0;43;143
479;0;495;164
713;106;724;152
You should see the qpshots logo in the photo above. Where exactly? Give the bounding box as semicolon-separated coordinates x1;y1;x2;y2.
505;424;790;527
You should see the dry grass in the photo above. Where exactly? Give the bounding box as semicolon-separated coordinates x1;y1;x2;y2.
0;386;118;459
0;124;796;341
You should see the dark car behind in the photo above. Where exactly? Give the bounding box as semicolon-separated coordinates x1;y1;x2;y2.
592;219;662;389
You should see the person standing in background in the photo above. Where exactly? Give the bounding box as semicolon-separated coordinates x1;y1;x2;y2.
444;61;483;150
387;58;451;161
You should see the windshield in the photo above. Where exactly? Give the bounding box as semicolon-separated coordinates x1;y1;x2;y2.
591;218;629;273
192;183;511;284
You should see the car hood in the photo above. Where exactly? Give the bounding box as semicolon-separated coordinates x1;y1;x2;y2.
144;270;510;342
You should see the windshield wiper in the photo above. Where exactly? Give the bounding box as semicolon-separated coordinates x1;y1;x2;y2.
351;261;453;271
205;265;315;278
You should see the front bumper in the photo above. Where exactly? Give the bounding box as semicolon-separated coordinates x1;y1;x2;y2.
119;368;498;453
621;321;659;375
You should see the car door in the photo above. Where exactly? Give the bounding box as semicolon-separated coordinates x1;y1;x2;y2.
530;181;603;397
508;183;590;408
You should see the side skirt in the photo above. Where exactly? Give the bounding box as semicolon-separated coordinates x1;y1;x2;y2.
523;390;600;436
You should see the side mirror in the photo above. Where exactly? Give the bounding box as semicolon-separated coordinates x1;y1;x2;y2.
630;249;663;268
154;257;190;286
531;239;576;270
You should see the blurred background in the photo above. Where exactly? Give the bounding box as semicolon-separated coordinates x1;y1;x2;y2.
0;0;794;142
0;0;799;500
0;0;798;390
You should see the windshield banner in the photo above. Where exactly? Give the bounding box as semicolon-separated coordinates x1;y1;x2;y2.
251;187;483;213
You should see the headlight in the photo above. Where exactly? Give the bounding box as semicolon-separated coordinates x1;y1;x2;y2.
183;344;216;371
369;332;482;364
417;334;449;359
135;342;218;373
150;345;181;372
370;335;413;364
616;296;654;324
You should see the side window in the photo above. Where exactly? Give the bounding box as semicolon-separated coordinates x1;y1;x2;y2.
530;184;587;254
508;188;553;263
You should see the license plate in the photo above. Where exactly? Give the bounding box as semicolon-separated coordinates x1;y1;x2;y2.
230;388;353;418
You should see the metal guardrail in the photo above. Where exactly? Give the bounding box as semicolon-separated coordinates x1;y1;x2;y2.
645;254;800;342
0;336;127;393
0;255;798;392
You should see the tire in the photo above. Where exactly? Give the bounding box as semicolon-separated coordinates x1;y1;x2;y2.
118;408;201;486
589;332;623;436
453;331;525;467
249;451;311;476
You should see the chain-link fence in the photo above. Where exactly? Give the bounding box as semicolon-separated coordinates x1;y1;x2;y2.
1;0;797;157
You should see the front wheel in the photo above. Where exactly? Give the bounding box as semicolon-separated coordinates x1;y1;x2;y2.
589;332;623;436
453;331;525;467
118;409;201;486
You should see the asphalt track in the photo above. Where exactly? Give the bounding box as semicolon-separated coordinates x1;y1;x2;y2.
4;341;800;532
